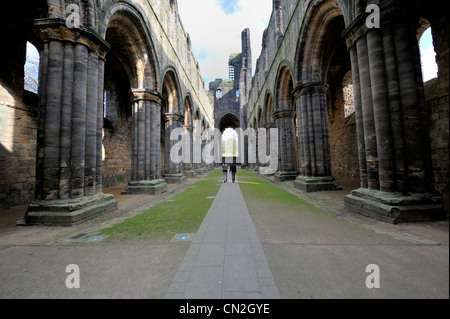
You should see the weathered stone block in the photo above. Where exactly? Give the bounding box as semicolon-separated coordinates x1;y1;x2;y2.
163;173;187;184
21;193;118;226
122;179;167;195
274;171;299;182
294;176;342;192
344;188;446;224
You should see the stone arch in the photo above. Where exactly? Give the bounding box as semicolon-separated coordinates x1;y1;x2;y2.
101;2;158;89
160;69;183;178
102;5;161;189
218;113;240;133
162;69;182;115
292;0;347;191
273;64;298;177
295;0;346;84
264;92;275;125
275;64;294;111
183;94;193;127
258;107;264;128
414;8;449;203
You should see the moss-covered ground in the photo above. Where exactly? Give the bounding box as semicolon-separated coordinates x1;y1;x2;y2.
100;170;222;244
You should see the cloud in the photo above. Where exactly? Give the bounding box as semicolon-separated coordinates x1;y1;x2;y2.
177;0;272;84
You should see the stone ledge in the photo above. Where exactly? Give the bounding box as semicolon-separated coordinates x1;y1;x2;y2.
345;188;446;224
20;193;118;226
294;175;343;192
274;171;299;182
163;174;187;184
122;179;168;195
183;170;197;178
259;166;277;176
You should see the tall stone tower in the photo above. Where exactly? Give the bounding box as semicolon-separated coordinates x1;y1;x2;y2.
210;29;252;165
239;28;252;167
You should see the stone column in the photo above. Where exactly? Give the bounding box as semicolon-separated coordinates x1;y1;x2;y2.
293;83;341;192
182;125;196;177
24;19;117;225
122;89;167;195
193;119;204;175
273;109;299;182
343;5;445;223
258;122;277;175
163;113;187;183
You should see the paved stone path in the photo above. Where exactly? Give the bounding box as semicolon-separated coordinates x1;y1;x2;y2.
165;179;280;299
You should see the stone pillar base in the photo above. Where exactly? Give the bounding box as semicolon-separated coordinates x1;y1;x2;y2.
163;174;187;184
183;170;197;178
195;168;205;175
294;176;342;192
20;193;118;226
345;188;446;224
274;171;299;182
122;179;167;195
259;166;277;176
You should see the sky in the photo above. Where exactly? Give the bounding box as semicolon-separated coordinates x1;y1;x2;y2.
420;28;438;82
178;1;437;85
177;0;273;85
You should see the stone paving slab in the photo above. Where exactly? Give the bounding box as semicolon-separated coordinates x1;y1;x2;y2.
165;180;280;299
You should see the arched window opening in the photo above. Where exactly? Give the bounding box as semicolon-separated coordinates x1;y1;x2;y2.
216;89;223;99
342;70;354;118
222;128;239;158
419;27;438;82
24;42;39;94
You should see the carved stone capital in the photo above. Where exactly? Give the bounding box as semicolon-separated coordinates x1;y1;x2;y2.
129;89;164;105
35;18;110;59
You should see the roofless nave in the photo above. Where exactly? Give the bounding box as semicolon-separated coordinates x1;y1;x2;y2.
0;0;448;225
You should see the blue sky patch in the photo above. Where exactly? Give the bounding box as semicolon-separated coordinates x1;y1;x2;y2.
218;0;240;15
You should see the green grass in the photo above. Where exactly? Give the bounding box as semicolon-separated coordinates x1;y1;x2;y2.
237;169;324;213
100;171;222;243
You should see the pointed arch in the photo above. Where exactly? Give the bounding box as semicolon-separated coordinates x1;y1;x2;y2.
264;92;275;125
101;2;159;90
294;0;347;84
183;94;193;127
162;69;182;115
275;64;294;111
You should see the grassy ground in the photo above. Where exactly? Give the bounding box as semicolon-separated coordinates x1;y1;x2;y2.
237;169;326;216
100;170;222;244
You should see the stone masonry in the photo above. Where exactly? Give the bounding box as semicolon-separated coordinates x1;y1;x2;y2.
245;0;448;223
0;0;214;224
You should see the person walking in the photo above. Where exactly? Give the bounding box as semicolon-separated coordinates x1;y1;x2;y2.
230;163;237;183
222;162;228;183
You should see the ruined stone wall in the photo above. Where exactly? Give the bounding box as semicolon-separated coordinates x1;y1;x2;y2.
0;93;38;209
102;80;132;188
328;103;359;180
0;0;214;209
246;0;448;200
212;81;240;128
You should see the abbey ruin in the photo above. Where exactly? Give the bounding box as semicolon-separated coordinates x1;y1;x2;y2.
0;0;448;225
